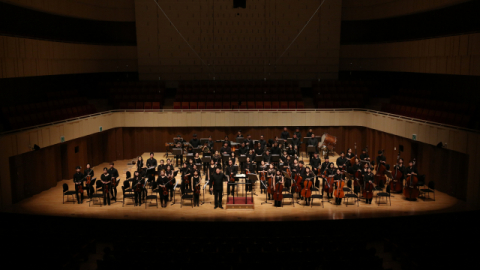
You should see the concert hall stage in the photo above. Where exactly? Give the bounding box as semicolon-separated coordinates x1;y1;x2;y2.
1;152;469;222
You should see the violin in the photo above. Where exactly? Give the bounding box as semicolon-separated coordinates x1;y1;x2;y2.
334;178;345;198
301;178;313;198
111;177;117;188
229;172;235;182
77;182;83;193
86;175;91;186
183;173;190;185
286;166;292;178
273;182;283;202
193;177;201;194
135;177;145;193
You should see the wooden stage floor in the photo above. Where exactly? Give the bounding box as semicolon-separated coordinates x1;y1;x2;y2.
1;152;471;222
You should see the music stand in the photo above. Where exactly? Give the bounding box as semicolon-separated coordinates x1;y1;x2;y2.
260;179;272;205
174;138;183;144
307;145;316;155
286;138;293;146
200;138;209;145
234;149;240;156
255;155;263;163
303;137;310;153
248;173;259;196
271;154;280;167
201;180;212;205
238;155;247;169
236;137;244;144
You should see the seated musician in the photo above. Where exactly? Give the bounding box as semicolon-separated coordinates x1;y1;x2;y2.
293;145;300;159
267;164;276;200
136;156;144;174
281;127;290;140
336;152;348;172
73;166;84;204
132;171;144;206
202;142;211;158
323;162;335;199
165;165;175;199
212;151;222;169
405;161;418;186
100;168;111;205
310;153;322;188
230;152;236;166
274;170;284;207
286;144;295;157
280;151;289;165
225;159;238;196
157;170;169;208
83;163;94;199
166;158;174;170
107;162;119;201
192;170;201;207
194;152;202;165
376;150;390;170
258;161;268;194
247;149;255;161
297;161;307;199
263;150;272;165
359;149;373;165
334;168;345;205
207;136;214;151
189;134;200;148
245;134;254;150
364;167;374;204
223;136;232;147
303;167;315;206
210;167;227;209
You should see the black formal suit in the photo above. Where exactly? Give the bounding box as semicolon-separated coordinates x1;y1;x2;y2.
225;165;238;196
211;172;226;207
107;167;119;199
73;172;84;203
83;168;94;198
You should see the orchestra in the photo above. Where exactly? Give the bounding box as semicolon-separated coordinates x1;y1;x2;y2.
68;131;424;209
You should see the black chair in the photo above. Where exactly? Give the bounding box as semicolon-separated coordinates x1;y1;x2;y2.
145;185;158;208
123;180;133;194
87;178;97;199
282;190;295;207
420;180;435;201
122;186;135;207
89;192;104;207
181;192;194;208
95;180;103;193
376;185;391;206
63;183;76;204
310;193;323;208
344;180;359;207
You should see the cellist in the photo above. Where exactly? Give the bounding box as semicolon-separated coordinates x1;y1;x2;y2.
303;167;315;206
363;167;374;204
334;168;345;205
393;158;406;179
273;170;284;207
310;152;322;189
376;150;390;170
267;163;276;200
405;161;418;181
323;162;336;199
258;160;268;194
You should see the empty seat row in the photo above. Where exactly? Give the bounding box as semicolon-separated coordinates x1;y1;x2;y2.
175;93;303;102
1;97;88;119
118;102;162;110
173;101;304;110
390;95;476;115
317;100;364;109
382;104;471;127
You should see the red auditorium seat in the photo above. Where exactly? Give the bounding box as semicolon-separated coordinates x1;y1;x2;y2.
182;102;190;110
271;101;279;109
223;102;231;109
136;102;144;109
256;101;263;109
127;102;135;110
172;102;180;109
247;101;255;109
197;102;205;109
333;101;341;108
152;102;160;110
190;102;197;109
280;101;288;109
206;102;214;109
288;101;296;109
263;101;272;109
214;102;222;109
317;101;326;108
144;102;152;110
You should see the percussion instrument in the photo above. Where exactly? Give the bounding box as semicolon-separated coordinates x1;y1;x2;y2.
318;133;337;150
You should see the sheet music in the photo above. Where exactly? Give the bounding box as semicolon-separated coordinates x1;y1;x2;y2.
235;174;246;178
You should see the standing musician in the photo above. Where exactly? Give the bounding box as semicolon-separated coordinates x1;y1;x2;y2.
336;152;348;172
291;134;301;149
258;161;268;194
394;158;406;182
223;136;232;147
270;142;281;155
360;149;373;165
189;134;200;148
247;149;255;161
146;152;157;182
136;156;144;174
207;160;217;195
132;171;144;206
100;168;111;206
364;167;374;204
210;167;227;209
225;159;238;196
245;134;254;150
297;161;307;199
244;157;255;192
180;163;191;195
294;127;302;140
107;163;119;201
157;170;169;208
258;135;266;149
303;167;315;205
307;133;318;163
281;127;290;140
273;170;284;207
310;152;322;188
236;130;243;138
192;170;201;207
157;159;166;173
376;150;390;170
267;164;276;200
334;168;345;205
346;148;355;160
323;162;336;199
175;141;183;166
207;136;215;151
306;128;314;138
83;163;94;199
280;151;289;165
165;165;175;199
187;158;195;171
238;142;248;155
73;166;84;204
194;152;202;165
212;151;222;169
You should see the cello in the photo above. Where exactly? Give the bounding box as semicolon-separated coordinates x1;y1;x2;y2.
349;143;357;166
294;173;303;194
273;182;283;202
354;169;364;192
301;177;313;199
374;149;387;187
390;157;404;193
334;177;345;199
267;175;274;195
363;174;374;201
403;160;419;200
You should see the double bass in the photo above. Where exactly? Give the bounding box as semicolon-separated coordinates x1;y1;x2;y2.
391;158;404;193
404;161;419;200
267;175;274;195
374;150;387;187
273;182;283;202
363;173;374;200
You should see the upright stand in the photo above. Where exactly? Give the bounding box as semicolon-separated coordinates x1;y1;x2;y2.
238;155;247;171
260;180;272;205
173;148;183;166
271;154;280;169
201;180;211;205
307;145;316;164
248;173;259;196
171;182;179;206
222;154;230;168
201;156;211;174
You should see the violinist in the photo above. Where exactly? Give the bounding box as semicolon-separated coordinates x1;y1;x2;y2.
280;151;289;165
273;170;284;207
267;164;276;200
84;163;94;199
165;165;175;199
189;134;200;148
191;164;201;179
225;159;238;196
212;151;222;169
259;161;268;194
175;141;183;166
132;171;144;206
297;161;307;199
100;168;111;206
107;163;119;201
192;170;201;207
310;153;322;188
73;166;84;204
207;160;216;194
322;162;335;199
281;127;290;140
376;150;390;170
157;159;166;173
336;152;348;172
181;163;191;195
364;167;374;204
270;142;281;155
210;167;226;209
359;149;372;165
244;157;255;192
187;158;194;172
194;152;202;165
136;156;144;174
334;168;345;205
303;167;315;205
286;144;295;157
157;170;169;208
